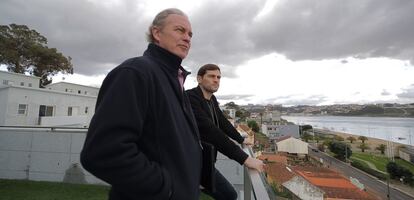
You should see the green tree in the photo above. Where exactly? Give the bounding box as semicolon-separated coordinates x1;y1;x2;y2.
375;144;387;154
236;108;250;122
347;136;356;143
301;132;312;142
224;101;239;110
247;120;259;132
0;24;73;87
329;141;352;160
358;143;370;152
358;136;368;143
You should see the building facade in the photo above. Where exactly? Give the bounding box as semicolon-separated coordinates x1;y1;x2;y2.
0;70;98;127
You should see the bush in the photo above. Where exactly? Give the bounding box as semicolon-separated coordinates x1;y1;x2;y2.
351;160;388;180
329;141;352;160
387;162;413;184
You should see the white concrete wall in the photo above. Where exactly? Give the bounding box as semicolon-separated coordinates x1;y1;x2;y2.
1;86;96;126
216;146;247;199
40;116;91;127
399;150;410;163
0;70;40;88
0;127;105;185
47;82;99;96
277;138;308;154
0;88;9;125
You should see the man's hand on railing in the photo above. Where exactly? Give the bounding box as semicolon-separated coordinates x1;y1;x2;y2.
244;157;265;172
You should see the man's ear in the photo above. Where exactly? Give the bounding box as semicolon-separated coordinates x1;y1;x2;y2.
197;75;202;83
152;27;161;43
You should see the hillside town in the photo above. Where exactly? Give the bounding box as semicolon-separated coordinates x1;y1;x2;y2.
1;70;414;199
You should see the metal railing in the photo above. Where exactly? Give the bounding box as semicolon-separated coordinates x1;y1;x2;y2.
242;147;275;200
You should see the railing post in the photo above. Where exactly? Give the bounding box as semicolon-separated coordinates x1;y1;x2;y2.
244;166;252;200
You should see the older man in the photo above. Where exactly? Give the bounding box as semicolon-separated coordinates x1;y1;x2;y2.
81;8;202;200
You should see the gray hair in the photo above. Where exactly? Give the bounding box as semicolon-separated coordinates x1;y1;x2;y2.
146;8;187;43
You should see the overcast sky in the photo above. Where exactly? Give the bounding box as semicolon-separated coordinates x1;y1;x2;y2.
1;0;414;106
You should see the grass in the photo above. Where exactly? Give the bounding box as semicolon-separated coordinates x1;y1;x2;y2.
395;158;414;174
351;152;389;172
349;157;371;169
0;179;214;200
0;179;109;200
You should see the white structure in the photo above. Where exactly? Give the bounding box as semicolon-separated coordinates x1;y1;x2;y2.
276;136;308;154
46;82;99;96
0;70;40;88
0;70;98;127
0;127;105;184
262;124;300;138
262;110;281;123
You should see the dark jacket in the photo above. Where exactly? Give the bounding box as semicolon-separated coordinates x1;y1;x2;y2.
81;44;202;200
186;86;248;165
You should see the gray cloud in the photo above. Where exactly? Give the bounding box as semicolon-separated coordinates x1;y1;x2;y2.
216;94;254;101
1;0;414;78
397;84;414;99
1;0;149;75
381;89;391;96
266;94;328;106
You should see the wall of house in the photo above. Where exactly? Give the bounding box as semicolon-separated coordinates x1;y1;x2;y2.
2;86;96;126
0;71;40;88
277;138;308;154
46;82;99;96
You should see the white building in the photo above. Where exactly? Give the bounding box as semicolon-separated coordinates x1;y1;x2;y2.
261;124;300;138
276;136;308;154
0;70;98;127
262;110;281;123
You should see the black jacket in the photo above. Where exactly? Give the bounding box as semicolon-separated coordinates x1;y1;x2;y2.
186;86;248;165
81;44;202;200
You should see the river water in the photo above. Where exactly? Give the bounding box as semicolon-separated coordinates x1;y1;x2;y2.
282;115;414;145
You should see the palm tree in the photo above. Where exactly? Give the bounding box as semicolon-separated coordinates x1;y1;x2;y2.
376;144;387;154
347;136;356;143
358;136;368;144
358;143;370;152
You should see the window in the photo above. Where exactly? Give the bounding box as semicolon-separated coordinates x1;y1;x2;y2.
68;107;73;116
84;91;88;95
39;105;54;117
20;82;24;86
85;107;89;114
28;83;32;87
3;80;8;85
18;104;28;115
78;90;81;94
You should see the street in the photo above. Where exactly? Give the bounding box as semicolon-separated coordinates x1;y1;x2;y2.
309;148;414;200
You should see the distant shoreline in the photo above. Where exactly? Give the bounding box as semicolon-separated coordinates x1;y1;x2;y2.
285;114;414;118
314;128;408;148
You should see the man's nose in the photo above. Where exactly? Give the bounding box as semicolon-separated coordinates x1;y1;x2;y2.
183;34;191;43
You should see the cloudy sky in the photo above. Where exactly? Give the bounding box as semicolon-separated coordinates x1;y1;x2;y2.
2;0;414;106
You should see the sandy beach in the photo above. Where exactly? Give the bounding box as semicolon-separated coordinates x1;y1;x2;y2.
315;129;406;155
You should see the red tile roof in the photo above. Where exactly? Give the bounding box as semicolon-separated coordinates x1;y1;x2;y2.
293;166;378;200
265;162;295;184
258;153;288;164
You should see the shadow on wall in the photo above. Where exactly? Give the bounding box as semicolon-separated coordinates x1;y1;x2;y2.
63;163;86;184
